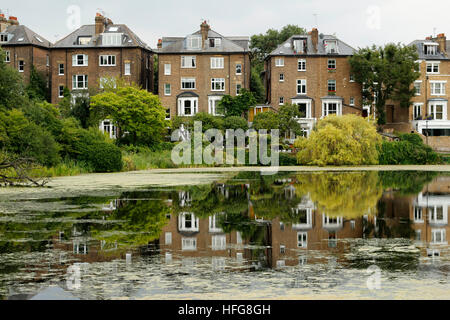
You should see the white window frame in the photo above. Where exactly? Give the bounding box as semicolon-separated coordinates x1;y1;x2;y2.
328;79;337;92
322;100;342;117
279;97;284;105
297;79;307;94
431;229;447;244
297;232;308;248
428;206;448;225
236;63;242;75
426;61;440;74
211;235;226;251
165;232;172;245
182;237;197;251
236;83;242;95
291;99;312;119
164;83;171;96
208;96;223;116
275;58;284;67
209;214;224;233
99;119;117;139
324;40;338;54
211;78;225;91
413;103;423;120
99;55;116;66
279;73;285;82
72;54;88;67
124;62;131;75
328;59;336;70
4;50;10;62
58;63;64;75
178;97;198;116
164;63;171;75
428;101;447;120
102;33;122;46
424;43;438;55
18;60;24;72
186;36;201;50
430;81;446;96
181;56;196;68
210;57;224;69
414;81;422;95
350;97;355;106
298;59;306;71
178;212;199;232
72;74;88;90
181;77;196;90
58;85;65;98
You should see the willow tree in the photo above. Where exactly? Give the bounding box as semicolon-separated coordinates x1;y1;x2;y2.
348;43;420;125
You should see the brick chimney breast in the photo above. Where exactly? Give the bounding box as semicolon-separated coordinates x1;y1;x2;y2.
311;28;319;53
435;33;447;54
95;13;106;36
0;13;8;32
8;16;19;25
200;20;210;49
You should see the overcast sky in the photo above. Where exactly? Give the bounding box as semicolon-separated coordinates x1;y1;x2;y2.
2;0;449;49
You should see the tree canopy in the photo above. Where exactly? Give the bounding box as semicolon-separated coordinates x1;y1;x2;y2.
348;43;420;125
217;88;257;119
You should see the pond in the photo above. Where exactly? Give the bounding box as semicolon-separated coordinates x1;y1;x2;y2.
0;170;448;300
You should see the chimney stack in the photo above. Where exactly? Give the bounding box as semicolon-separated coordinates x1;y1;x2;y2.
7;16;19;26
0;14;8;32
200;20;210;49
95;13;106;36
434;33;447;54
157;39;162;49
311;28;319;52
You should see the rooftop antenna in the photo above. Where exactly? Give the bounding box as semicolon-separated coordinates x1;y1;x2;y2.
313;13;318;28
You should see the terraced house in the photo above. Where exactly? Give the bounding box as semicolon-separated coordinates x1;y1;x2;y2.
157;21;251;120
264;28;363;138
0;14;51;86
50;13;154;110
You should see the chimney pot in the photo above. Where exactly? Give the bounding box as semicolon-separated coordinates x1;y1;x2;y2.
157;39;162;49
95;14;106;35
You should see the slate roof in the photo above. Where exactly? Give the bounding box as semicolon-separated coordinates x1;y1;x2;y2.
268;34;356;57
409;39;449;60
53;24;151;50
158;29;249;54
0;25;52;48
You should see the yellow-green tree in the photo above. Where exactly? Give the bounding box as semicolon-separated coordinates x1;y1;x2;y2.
295;114;381;166
294;172;383;219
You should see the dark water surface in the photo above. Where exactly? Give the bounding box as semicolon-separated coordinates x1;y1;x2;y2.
0;171;448;300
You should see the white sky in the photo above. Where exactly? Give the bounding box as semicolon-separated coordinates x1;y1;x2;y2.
1;0;449;49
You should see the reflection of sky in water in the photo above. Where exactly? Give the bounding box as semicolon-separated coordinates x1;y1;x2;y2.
0;171;449;300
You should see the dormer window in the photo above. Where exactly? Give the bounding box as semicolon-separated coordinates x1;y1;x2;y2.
0;34;8;43
77;36;92;45
424;43;438;55
209;38;221;48
186;36;201;49
102;33;122;46
293;38;306;53
324;40;338;54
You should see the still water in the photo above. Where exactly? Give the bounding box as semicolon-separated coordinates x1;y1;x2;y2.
0;171;449;300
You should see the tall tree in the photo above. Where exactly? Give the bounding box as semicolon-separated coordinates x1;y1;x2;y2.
348;43;420;125
26;65;49;102
0;48;27;110
217;89;257;119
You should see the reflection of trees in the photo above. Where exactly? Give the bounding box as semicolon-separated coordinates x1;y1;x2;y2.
294;172;383;219
91;198;170;248
379;171;437;195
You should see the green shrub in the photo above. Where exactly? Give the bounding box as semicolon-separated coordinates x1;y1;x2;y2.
223;116;249;131
378;133;442;165
252;111;280;131
279;153;298;166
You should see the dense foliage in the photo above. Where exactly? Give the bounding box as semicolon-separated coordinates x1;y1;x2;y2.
295;114;382;166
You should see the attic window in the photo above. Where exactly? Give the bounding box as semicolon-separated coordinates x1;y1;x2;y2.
293;39;306;53
108;27;119;32
102;33;122;46
424;43;438;55
324;40;338;54
35;36;43;43
17;37;24;42
77;36;92;45
186;36;201;49
0;34;9;43
209;38;221;48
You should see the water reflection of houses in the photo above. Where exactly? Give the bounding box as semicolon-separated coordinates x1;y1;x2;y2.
412;176;450;257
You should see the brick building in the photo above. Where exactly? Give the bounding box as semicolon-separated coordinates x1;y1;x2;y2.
383;33;450;151
156;21;251;120
50;13;154;105
264;28;363;138
0;14;51;86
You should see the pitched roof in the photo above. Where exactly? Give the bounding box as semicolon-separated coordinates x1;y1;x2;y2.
158;29;249;54
268;33;356;57
409;39;449;60
53;24;151;50
1;25;52;48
